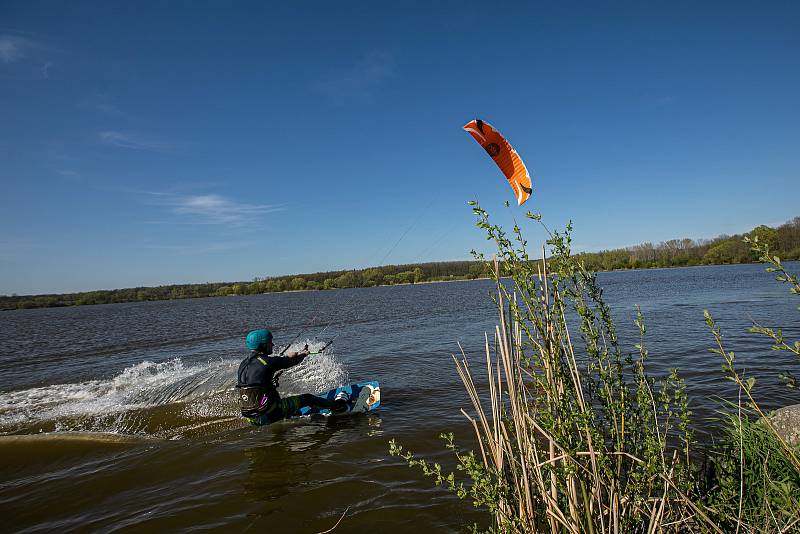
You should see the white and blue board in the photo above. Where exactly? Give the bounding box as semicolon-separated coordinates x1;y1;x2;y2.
296;380;381;418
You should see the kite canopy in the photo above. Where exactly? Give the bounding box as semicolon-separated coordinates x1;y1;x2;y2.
463;119;532;206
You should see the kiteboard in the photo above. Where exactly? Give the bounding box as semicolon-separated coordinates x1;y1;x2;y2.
296;380;381;418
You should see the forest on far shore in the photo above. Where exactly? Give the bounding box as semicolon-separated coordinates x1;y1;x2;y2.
2;216;798;311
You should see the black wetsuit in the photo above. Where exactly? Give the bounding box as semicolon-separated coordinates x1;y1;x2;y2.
236;351;335;425
237;351;303;404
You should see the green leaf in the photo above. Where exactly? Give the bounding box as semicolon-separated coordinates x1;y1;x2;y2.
745;377;756;391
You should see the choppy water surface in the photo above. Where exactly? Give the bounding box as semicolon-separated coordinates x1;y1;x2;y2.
1;263;799;532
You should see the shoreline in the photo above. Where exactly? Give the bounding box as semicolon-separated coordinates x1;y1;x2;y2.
3;259;797;312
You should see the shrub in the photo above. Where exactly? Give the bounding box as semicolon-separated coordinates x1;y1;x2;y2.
390;204;714;533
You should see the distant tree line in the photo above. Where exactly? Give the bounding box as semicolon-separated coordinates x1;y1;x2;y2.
577;216;800;272
2;217;798;311
0;261;489;311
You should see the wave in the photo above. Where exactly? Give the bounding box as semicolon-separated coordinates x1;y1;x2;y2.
0;340;349;436
0;358;234;429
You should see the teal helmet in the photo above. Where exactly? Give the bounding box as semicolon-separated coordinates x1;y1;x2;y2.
246;329;273;351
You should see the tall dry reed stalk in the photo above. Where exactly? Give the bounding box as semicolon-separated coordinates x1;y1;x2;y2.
452;256;721;533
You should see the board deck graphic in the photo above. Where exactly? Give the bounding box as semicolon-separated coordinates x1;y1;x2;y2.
296;381;381;418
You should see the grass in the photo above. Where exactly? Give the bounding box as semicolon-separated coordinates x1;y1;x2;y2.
704;411;800;532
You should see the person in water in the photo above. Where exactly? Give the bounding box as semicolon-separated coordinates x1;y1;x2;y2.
236;329;347;425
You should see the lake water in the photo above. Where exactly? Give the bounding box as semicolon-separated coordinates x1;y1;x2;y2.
1;263;799;532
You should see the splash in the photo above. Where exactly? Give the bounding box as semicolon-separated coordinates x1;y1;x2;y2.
275;339;349;396
0;340;349;436
0;358;235;433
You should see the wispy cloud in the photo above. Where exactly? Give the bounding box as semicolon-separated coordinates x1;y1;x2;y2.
0;34;31;63
316;50;394;105
98;130;170;152
148;192;283;226
40;61;53;79
0;33;54;80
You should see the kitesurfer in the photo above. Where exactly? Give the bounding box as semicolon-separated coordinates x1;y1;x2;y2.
236;328;348;425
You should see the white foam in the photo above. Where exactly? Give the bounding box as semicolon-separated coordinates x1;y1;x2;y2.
277;339;349;395
0;358;235;428
0;340;350;433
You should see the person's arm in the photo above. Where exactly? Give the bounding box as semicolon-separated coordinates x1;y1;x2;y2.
284;344;310;359
275;345;311;369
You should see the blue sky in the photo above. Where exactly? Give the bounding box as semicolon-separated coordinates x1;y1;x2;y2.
1;1;798;295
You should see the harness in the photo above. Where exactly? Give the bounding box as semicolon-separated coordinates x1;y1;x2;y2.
237;355;284;417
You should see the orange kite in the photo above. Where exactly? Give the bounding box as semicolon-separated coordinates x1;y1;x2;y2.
463;119;532;206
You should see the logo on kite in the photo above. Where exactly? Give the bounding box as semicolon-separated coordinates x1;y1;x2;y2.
463;119;532;206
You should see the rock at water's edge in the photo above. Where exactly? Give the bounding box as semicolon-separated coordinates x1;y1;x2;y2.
768;403;800;448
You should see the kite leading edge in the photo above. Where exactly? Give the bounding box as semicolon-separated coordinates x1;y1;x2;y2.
463;119;532;206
